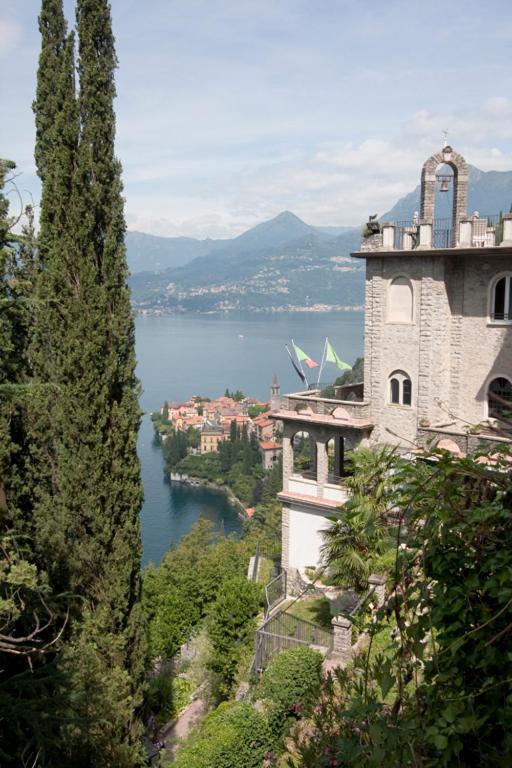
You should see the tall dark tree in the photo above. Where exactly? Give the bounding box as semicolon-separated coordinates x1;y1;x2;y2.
33;0;68;182
29;0;146;763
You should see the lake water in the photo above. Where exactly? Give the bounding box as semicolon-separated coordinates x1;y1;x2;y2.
136;311;364;566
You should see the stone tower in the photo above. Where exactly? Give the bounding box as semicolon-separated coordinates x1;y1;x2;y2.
270;372;281;412
357;144;512;448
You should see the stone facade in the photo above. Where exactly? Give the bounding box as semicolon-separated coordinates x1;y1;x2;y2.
277;144;512;586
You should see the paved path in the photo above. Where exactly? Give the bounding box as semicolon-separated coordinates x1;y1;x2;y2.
162;696;209;762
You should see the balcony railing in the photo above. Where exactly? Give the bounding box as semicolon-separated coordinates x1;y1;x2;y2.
279;390;371;421
360;213;511;253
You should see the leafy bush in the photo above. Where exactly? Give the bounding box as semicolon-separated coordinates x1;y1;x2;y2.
281;448;512;767
170;701;274;768
146;673;193;726
253;646;323;719
207;576;261;701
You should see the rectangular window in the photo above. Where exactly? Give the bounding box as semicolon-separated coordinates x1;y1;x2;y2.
403;379;412;405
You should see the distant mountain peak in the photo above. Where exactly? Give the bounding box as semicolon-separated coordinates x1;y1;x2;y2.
274;210;305;222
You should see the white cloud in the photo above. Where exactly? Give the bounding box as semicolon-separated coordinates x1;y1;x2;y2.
0;18;21;54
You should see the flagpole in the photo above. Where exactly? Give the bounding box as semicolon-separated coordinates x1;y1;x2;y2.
291;338;309;389
285;344;306;387
316;337;327;388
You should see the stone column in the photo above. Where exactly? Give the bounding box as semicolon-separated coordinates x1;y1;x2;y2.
316;437;328;488
368;574;387;608
458;219;472;247
402;231;414;250
309;435;318;478
282;435;293;490
417;221;432;249
331;616;352;662
501;213;512;246
334;435;344;478
381;223;395;250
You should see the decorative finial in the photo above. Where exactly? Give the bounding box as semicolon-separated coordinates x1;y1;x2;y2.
442;129;449;148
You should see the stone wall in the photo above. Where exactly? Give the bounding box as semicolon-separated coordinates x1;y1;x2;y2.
363;249;512;447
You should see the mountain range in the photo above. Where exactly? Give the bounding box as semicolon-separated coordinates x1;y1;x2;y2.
128;165;512;313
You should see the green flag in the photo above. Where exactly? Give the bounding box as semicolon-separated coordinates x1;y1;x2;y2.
292;341;318;368
325;339;351;371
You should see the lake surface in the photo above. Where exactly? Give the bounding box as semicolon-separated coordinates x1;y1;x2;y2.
136;311;364;566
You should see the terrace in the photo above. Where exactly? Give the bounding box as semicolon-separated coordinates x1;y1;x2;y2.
357;212;512;255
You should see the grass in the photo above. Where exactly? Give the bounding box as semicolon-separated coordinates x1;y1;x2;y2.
283;596;333;631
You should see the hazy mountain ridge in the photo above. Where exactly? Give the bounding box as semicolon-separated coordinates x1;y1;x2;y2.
128;166;512;313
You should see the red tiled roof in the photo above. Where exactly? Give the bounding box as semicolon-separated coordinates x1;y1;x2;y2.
259;441;282;451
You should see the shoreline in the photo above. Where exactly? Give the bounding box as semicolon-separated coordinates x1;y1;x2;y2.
169;472;248;518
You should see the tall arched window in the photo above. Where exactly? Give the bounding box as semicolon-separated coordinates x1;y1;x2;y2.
491;274;512;322
488;377;512;419
389;371;412;406
388;276;413;323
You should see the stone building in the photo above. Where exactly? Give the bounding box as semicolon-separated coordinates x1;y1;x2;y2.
200;424;226;454
274;144;512;587
258;440;283;470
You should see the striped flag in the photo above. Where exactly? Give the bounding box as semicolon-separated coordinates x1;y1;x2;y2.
292;341;318;369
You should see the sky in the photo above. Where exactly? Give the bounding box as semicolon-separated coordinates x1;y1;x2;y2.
1;0;512;239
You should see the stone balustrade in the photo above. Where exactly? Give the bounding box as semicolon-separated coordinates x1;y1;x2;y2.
280;392;371;420
359;212;512;253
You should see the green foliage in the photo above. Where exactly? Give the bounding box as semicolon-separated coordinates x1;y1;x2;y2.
224;388;246;402
146;672;193;726
207;576;261;701
254;646;323;719
321;356;364;397
321;446;398;589
284;597;333;631
0;0;147;763
170;701;274;768
248;404;268;418
282;447;512;767
143;520;253;662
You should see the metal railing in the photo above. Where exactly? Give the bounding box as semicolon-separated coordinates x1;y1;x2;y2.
251;608;333;675
264;571;287;616
391;213;504;251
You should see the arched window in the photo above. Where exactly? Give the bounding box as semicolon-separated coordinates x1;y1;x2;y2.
488;377;512;419
491;275;512;322
389;371;412;406
388;276;413;323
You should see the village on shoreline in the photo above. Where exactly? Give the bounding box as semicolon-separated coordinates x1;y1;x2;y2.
151;387;284;517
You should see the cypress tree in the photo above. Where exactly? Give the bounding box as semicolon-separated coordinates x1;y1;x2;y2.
33;0;68;182
31;0;146;763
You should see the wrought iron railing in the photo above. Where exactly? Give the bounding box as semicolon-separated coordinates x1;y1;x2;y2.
264;571;287;616
391;214;505;250
251;608;333;675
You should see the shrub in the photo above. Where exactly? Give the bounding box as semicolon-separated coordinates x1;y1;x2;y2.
253;646;323;719
171;701;274;768
146;673;193;726
207;576;261;701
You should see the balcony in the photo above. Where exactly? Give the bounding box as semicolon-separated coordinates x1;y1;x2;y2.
279;471;350;510
356;212;512;254
275;385;372;429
